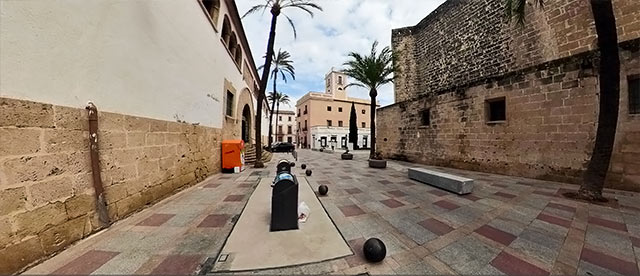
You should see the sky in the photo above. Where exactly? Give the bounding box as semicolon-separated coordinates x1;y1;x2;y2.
236;0;446;111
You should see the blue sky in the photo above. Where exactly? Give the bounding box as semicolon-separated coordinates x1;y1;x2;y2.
236;0;446;110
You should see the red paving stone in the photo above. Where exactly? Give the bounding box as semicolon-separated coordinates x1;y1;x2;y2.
387;190;407;197
580;247;639;276
433;200;460;210
537;213;572;228
345;238;367;267
461;194;482;201
491;251;549;276
197;214;230;228
379;180;392;185
631;236;640;248
339;205;365;217
223;194;245;202
136;214;175;227
428;189;449;197
475;225;516;246
588;216;628;232
52;250;120;275
204;182;221;188
345;188;363;194
380;199;405;208
546;202;577;213
150;255;204;275
418;218;454;236
495;192;517;199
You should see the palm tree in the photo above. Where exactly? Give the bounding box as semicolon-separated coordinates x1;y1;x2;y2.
349;102;358;150
275;92;291;141
243;0;322;168
259;49;295;146
508;0;620;201
343;41;397;160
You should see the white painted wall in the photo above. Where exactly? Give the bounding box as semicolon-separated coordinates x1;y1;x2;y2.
310;126;370;150
0;0;256;129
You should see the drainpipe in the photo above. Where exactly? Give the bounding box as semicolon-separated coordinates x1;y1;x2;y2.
86;102;111;227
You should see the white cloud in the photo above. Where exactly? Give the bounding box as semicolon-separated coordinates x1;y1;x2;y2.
237;0;446;107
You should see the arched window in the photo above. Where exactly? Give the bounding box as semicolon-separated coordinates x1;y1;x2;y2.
221;16;231;45
229;33;237;54
202;0;220;27
234;44;242;65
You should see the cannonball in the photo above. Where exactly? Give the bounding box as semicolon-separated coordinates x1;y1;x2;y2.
301;164;307;169
289;162;296;167
363;238;386;262
305;169;312;176
318;185;328;195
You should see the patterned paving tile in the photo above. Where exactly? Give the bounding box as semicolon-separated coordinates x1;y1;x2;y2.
339;205;366;217
345;188;363;195
546;202;577;213
150;255;203;275
52;250;120;275
387;190;407;197
418;218;454;236
136;214;175;227
495;192;517;199
379;180;392;185
580;247;639;276
589;216;628;232
491;251;549;276
204;182;221;188
475;225;517;246
433;200;460;210
532;190;556;197
536;213;572;228
631;236;640;248
380;199;405;208
197;214;230;228
223;194;245;202
428;189;449;197
461;194;482;201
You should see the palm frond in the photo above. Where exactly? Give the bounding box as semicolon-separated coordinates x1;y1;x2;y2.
284;15;298;39
242;4;267;19
342;41;397;91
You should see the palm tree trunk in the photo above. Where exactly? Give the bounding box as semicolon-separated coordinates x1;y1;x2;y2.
276;101;281;142
578;0;620;200
254;7;280;168
369;89;377;159
268;74;277;146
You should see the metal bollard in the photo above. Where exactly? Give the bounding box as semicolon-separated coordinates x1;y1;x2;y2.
271;159;299;231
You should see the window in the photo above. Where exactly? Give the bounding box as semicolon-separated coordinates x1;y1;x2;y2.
298;122;300;129
327;120;332;126
202;0;221;27
225;91;234;117
278;126;283;134
234;44;242;66
362;122;366;128
326;78;330;87
298;109;301;117
338;76;343;85
327;106;332;111
304;105;308;114
486;97;506;122
279;116;282;121
304;120;307;129
338;107;343;112
277;136;283;142
421;109;431;126
221;17;231;45
288;116;292;121
338;121;343;127
362;109;366;114
287;137;293;143
287;126;292;134
630;76;640;114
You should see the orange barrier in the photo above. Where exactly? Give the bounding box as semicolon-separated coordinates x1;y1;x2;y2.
222;140;245;173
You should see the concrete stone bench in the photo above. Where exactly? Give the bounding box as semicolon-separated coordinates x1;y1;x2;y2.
408;168;474;195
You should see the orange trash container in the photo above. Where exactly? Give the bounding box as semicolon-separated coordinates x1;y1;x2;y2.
222;140;245;173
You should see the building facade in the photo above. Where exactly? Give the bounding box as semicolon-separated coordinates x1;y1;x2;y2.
296;70;377;150
0;0;268;273
378;0;640;191
271;110;297;144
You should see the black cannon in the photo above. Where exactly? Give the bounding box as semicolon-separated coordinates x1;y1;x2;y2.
271;160;299;232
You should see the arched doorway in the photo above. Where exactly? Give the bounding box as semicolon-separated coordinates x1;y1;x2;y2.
241;104;251;143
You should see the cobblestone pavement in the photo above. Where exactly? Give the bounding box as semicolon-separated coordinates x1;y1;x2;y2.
25;150;640;275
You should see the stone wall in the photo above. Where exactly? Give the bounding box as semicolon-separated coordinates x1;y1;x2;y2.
392;0;640;102
378;44;640;191
0;97;222;274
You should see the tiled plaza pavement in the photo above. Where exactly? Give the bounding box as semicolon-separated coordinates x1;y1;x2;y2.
25;150;640;275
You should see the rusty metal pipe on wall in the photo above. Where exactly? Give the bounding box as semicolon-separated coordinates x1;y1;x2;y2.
86;102;111;227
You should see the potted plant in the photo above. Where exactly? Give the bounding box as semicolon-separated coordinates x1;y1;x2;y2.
368;151;386;168
341;149;353;160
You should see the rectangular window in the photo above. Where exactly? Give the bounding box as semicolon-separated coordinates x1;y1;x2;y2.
298;109;301;117
327;120;332;127
338;107;343;112
362;122;366;128
362;109;366;114
304;120;307;128
288;116;292;121
279;116;282;121
304;105;307;114
278;126;283;134
338;121;343;127
421;109;431;126
226;91;234;117
298;122;300;130
327;106;332;111
630;76;640;114
486;97;506;122
338;76;343;85
287;126;292;134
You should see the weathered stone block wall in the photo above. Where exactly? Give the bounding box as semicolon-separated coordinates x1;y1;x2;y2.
378;45;640;191
0;97;222;274
392;0;640;102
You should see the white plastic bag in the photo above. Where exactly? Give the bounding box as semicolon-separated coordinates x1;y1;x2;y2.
298;202;310;222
